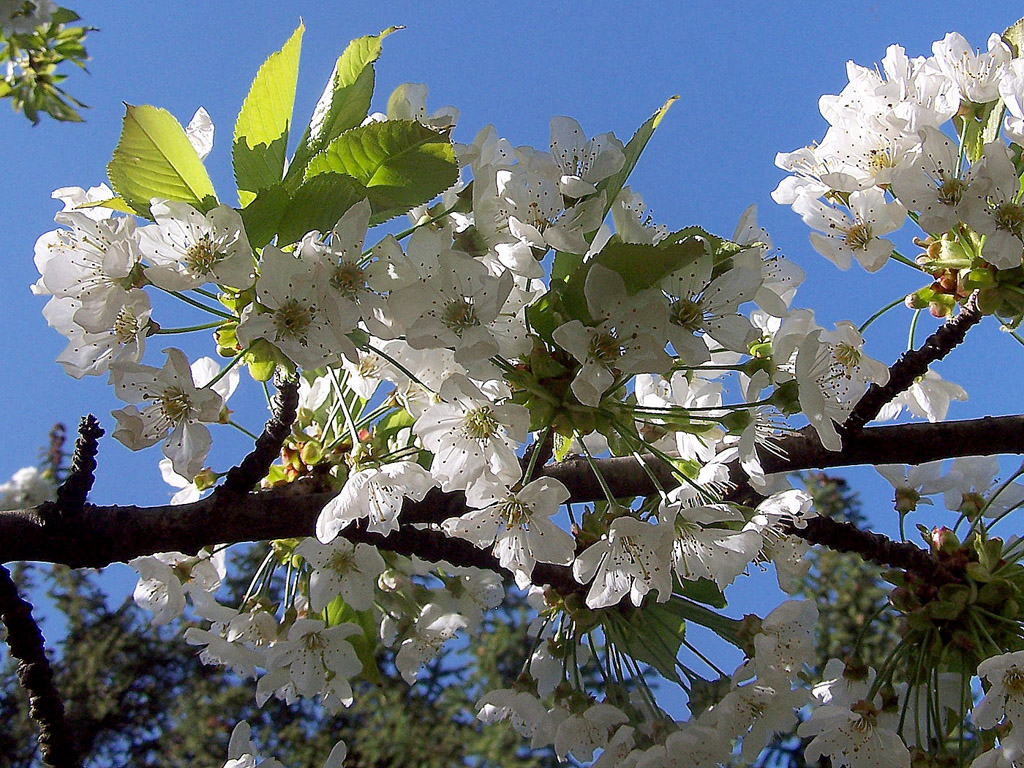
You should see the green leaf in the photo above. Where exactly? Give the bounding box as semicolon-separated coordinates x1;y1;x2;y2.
276;173;368;245
287;27;401;186
107;104;218;218
237;184;292;249
1004;17;1024;56
676;578;727;609
305;119;458;224
597;96;678;216
551;250;583;285
604;607;685;684
233;23;304;208
238;174;368;248
324;597;381;685
558;230;710;323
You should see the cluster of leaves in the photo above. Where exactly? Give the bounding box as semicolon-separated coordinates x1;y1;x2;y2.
0;6;90;124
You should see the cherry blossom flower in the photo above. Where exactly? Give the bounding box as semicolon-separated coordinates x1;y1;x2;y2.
442;477;574;587
799;699;910;768
931;32;1011;103
109;348;226;479
316;460;435;540
395;604;467;683
295;537;386;611
572;514;673;609
891;125;982;236
33;209;140;334
139;200;254;290
793;187;906;272
258;618;363;704
43;289;151;378
237;245;353;368
548;116;624;198
413;375;528;506
553;703;629;762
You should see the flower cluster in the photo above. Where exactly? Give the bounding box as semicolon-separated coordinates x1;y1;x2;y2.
28;19;1024;768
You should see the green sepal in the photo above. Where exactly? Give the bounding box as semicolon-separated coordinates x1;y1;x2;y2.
244;338;286;381
323;597;382;685
233;23;304;208
107;104;218;218
954;100;1001;165
214;324;239;357
597;96;678;218
304;119;458;224
552;432;573;462
287;27;402;188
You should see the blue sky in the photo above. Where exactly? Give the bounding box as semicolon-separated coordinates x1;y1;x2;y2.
3;0;1023;696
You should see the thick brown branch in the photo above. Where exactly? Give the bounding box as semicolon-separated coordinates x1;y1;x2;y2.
2;415;1024;589
0;565;80;768
843;294;982;433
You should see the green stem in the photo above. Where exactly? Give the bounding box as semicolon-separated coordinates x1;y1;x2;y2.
890;250;927;272
859;296;908;334
202;346;250;391
575;431;619;507
156;286;235;319
364;343;435;394
228;420;260;441
151;320;225;335
908;308;922;350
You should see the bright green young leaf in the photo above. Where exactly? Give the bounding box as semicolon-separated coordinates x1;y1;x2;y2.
286;26;402;186
233;23;304;208
1004;16;1024;56
107;104;218;218
78;196;137;215
276;172;368;244
598;95;678;216
304;119;458;224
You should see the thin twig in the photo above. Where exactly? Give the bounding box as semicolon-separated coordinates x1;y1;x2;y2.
0;565;80;768
843;293;982;433
788;516;955;585
218;376;299;495
52;415;103;522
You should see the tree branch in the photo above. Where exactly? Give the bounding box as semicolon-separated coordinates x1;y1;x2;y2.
842;293;982;433
50;415;103;523
219;377;299;495
2;415;1024;587
0;565;80;768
